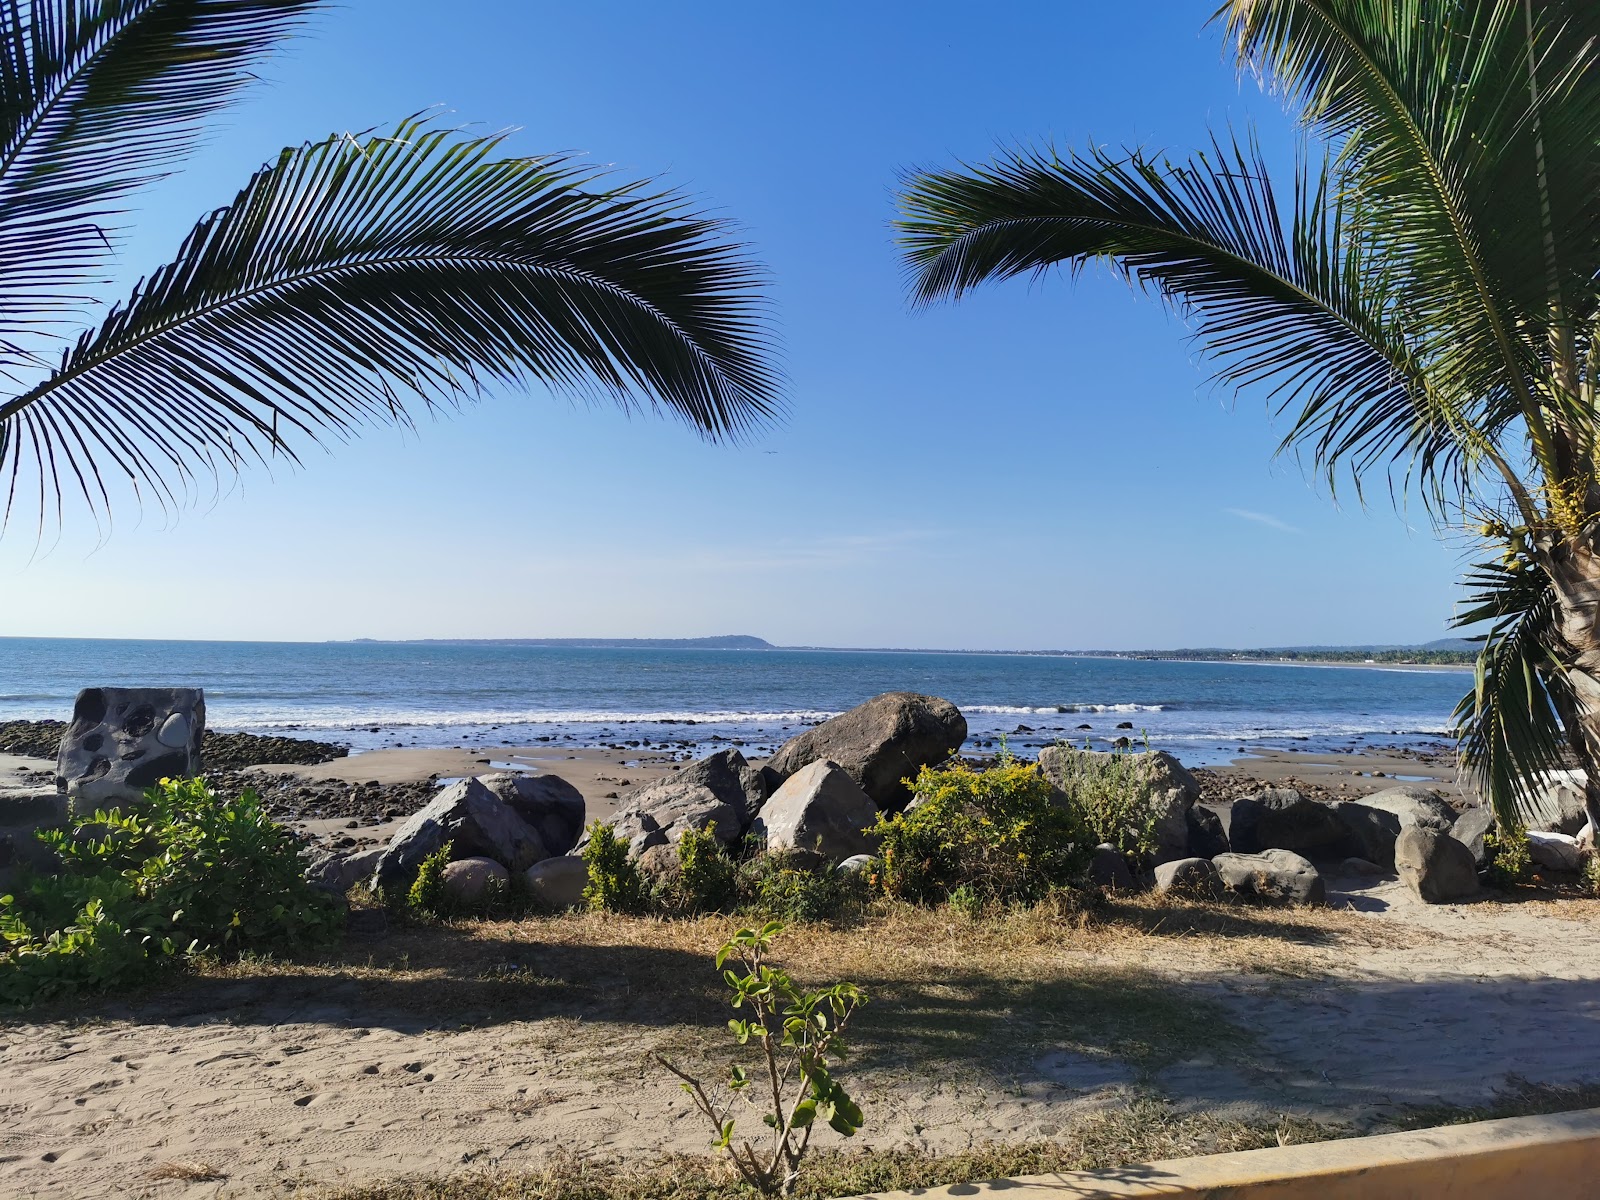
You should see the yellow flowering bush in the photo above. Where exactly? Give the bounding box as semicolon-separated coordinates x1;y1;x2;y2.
868;754;1092;905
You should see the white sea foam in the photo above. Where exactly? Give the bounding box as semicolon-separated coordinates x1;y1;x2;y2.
232;708;842;730
964;703;1165;714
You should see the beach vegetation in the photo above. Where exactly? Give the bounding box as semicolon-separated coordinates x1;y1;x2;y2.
669;822;741;915
407;843;455;918
581;822;650;915
1045;741;1164;865
896;1;1600;840
870;756;1092;905
0;777;339;1004
0;3;780;542
736;853;869;924
657;922;866;1196
1484;825;1534;889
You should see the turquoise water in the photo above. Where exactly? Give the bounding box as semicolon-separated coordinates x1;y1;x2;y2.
0;638;1468;766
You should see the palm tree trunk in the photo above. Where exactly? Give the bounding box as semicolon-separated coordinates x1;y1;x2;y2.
1545;542;1600;834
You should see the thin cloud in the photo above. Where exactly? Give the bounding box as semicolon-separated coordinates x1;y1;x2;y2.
1224;508;1302;535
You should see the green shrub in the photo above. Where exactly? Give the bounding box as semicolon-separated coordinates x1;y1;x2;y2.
1;777;340;1005
659;922;866;1195
1485;825;1533;887
870;756;1091;906
407;842;454;917
1044;742;1163;863
736;852;866;923
669;822;738;914
581;821;648;914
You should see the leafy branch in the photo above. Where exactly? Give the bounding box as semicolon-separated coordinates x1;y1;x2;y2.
658;921;865;1196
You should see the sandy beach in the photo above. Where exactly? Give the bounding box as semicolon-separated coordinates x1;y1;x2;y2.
3;739;1568;1200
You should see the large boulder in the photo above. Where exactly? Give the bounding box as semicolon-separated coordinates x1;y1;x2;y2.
0;786;68;889
1527;830;1584;872
375;778;547;886
304;845;384;893
1524;772;1590;835
1037;746;1199;865
1185;805;1230;859
525;855;588;910
1333;786;1458;870
1450;806;1495;869
1228;788;1345;858
57;686;206;805
480;772;586;856
1395;826;1479;903
752;760;879;864
765;693;966;810
442;856;509;903
1152;856;1222;899
1091;844;1138;892
602;749;763;857
1212;849;1326;906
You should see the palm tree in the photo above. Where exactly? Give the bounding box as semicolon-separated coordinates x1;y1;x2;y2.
0;1;779;536
896;0;1600;835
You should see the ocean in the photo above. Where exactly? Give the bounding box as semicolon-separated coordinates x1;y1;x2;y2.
0;638;1469;767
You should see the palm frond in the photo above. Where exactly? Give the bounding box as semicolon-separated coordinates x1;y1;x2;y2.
1451;555;1571;828
0;0;321;346
1218;0;1594;477
0;115;781;529
897;134;1486;503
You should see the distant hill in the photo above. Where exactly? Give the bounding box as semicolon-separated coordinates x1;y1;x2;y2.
358;635;775;650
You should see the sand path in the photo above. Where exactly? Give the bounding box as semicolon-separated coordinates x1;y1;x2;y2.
5;875;1600;1199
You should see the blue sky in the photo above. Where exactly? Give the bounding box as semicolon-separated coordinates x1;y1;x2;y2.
0;2;1468;649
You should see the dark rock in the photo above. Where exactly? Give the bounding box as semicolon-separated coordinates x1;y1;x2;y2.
764;692;966;811
1228;789;1345;858
595;748;765;858
480;772;586;856
1395;826;1479;903
0;720;346;771
753;760;879;864
304;845;384;893
1185;805;1229;858
1450;806;1495;868
58;687;206;805
1334;787;1458;869
1212;849;1326;906
1152;856;1222;899
1339;857;1386;876
1090;843;1137;892
375;778;546;886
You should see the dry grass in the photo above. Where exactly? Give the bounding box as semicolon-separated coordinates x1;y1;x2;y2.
175;897;1404;1091
294;1096;1351;1200
148;1159;227;1182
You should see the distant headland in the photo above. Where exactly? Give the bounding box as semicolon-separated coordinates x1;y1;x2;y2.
335;635;1474;664
343;635;775;650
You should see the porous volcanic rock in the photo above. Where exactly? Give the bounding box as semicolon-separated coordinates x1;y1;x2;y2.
58;687;206;805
